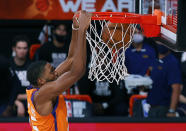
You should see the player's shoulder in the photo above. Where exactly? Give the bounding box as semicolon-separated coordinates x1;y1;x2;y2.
26;87;37;99
34;81;56;96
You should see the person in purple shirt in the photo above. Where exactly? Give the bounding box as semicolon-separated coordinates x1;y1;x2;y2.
147;43;182;117
125;27;156;76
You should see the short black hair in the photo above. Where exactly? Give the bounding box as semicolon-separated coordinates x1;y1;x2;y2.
12;35;30;47
27;61;47;86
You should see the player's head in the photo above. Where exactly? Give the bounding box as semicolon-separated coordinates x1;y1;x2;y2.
53;23;67;43
27;61;57;87
12;35;29;60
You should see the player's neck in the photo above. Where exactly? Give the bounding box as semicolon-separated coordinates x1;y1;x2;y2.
32;85;40;89
14;56;26;66
53;39;64;48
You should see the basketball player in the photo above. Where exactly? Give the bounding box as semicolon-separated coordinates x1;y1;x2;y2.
26;10;92;131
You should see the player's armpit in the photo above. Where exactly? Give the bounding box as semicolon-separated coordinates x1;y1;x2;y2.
34;97;53;116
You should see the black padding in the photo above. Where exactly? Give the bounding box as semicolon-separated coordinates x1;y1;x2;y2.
177;0;186;51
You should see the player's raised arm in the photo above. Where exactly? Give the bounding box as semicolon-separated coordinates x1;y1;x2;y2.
29;11;92;115
54;11;83;75
53;10;91;92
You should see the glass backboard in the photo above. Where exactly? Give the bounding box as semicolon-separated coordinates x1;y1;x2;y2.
138;0;186;52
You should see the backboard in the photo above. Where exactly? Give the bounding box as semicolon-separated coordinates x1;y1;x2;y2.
137;0;186;52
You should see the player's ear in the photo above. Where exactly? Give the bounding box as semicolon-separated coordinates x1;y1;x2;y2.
37;78;46;86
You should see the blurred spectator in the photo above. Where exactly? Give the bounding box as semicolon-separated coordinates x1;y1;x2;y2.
147;43;182;118
34;23;69;68
125;27;156;76
10;35;31;117
87;80;128;116
176;53;186;117
38;24;52;44
181;52;186;93
177;93;186;117
0;55;21;117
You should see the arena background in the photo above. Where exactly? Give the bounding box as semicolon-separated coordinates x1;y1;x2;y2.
0;0;186;130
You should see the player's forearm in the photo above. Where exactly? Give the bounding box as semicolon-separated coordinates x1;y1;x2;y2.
70;11;91;75
82;28;87;68
51;37;87;96
169;84;181;110
56;11;90;77
67;13;81;59
70;29;87;76
67;29;79;58
56;29;86;83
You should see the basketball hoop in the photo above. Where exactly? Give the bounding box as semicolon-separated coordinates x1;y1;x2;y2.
86;11;161;84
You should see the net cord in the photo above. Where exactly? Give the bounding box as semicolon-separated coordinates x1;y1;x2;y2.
86;15;137;84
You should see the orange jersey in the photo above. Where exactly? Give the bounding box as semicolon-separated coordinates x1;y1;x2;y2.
26;86;69;131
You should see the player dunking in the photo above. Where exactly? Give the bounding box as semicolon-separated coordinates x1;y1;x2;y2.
26;11;92;131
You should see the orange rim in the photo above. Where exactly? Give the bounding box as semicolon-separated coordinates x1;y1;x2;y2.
89;11;162;37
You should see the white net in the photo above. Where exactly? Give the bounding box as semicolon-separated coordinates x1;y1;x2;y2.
86;18;137;84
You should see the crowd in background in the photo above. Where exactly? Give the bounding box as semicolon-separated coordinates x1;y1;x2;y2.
0;23;186;118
